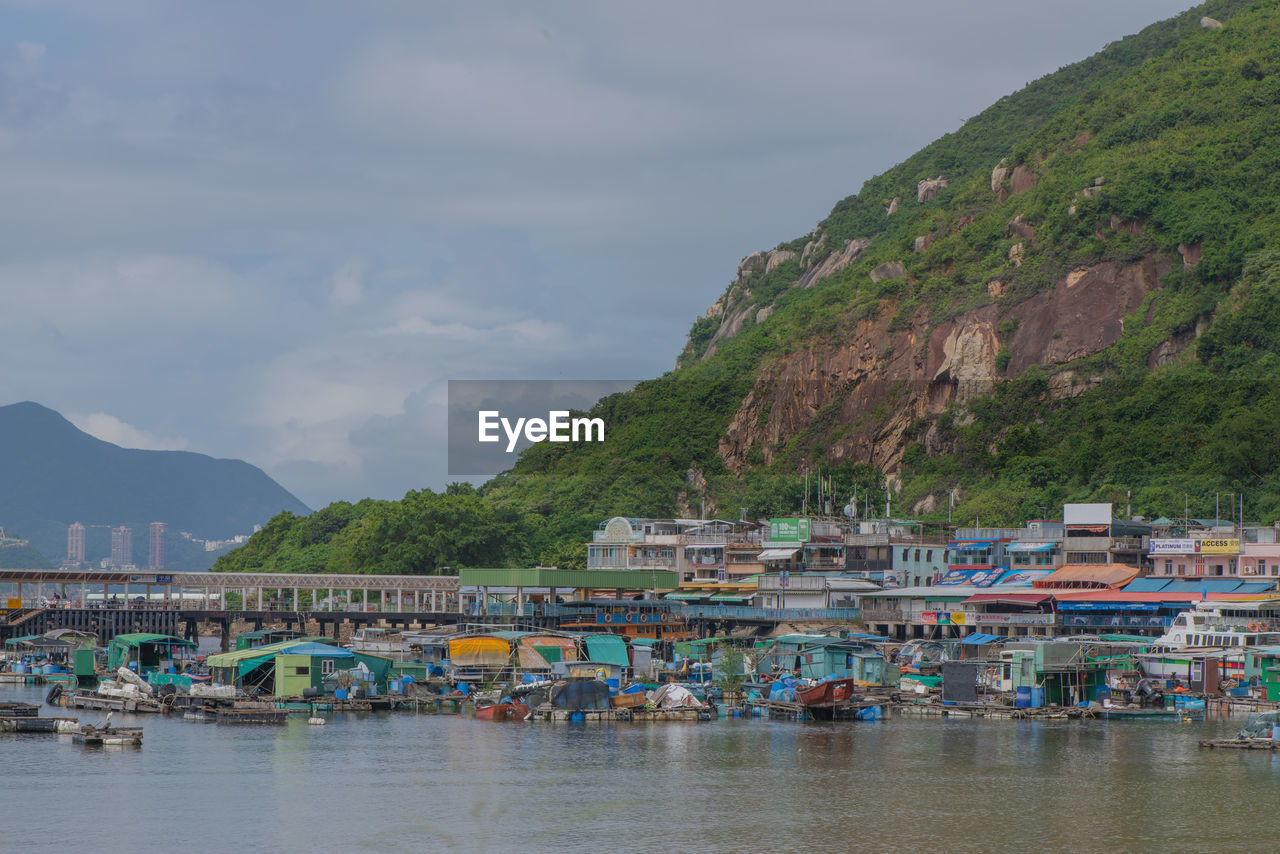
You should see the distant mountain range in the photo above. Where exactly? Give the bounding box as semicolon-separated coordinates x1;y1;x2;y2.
0;401;310;570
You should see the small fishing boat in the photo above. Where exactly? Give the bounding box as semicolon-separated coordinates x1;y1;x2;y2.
796;677;857;708
474;701;518;721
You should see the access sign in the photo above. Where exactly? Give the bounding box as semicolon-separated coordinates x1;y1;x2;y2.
769;518;811;542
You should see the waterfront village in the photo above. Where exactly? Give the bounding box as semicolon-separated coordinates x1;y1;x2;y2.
5;501;1280;748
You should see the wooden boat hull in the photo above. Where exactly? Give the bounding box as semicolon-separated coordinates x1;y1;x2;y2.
475;702;517;721
797;677;857;707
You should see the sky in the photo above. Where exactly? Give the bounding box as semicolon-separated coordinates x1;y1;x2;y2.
0;0;1199;510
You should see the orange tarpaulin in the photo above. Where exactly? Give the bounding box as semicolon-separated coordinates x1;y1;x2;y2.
448;636;511;668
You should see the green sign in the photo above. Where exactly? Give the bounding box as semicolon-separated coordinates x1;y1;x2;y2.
769;517;810;542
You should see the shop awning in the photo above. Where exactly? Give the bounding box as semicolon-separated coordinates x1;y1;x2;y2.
951;541;995;552
708;593;752;602
664;592;706;601
963;593;1050;606
1004;542;1056;553
758;548;799;561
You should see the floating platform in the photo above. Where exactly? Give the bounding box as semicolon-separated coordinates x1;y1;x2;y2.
0;673;77;686
1200;738;1280;750
0;702;41;718
61;692;163;714
0;716;78;733
214;708;288;725
74;725;142;747
528;706;712;722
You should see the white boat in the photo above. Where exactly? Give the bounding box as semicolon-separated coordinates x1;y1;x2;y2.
346;628;409;658
1138;599;1280;681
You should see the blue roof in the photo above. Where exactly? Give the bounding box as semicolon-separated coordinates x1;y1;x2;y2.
961;633;1004;645
283;643;354;657
1123;578;1171;592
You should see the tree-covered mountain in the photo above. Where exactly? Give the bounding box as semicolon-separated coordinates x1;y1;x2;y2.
223;0;1280;575
0;401;309;569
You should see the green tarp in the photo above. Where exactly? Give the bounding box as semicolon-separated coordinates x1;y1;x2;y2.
583;634;630;667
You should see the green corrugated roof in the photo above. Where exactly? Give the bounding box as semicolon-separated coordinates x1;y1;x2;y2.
583;634;630;666
206;638;314;668
111;633;193;647
664;592;705;601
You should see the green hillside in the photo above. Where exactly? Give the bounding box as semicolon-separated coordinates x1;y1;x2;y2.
221;0;1280;575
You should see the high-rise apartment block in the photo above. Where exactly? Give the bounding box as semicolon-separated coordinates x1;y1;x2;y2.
149;521;166;571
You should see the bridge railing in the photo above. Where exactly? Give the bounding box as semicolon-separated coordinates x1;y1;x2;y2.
538;603;859;622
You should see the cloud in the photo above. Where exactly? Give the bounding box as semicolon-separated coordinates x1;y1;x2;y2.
331;258;363;305
69;411;190;451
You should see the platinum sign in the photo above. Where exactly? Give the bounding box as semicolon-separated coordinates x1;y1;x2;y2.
478;410;605;452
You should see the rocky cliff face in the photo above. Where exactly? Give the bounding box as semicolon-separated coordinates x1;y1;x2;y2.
715;251;1179;480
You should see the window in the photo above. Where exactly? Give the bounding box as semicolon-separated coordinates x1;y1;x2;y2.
1164;560;1173;575
926;550;933;561
902;548;909;561
294;666;309;675
914;549;921;562
321;659;336;675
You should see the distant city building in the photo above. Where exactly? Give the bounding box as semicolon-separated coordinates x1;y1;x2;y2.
149;521;166;571
67;522;86;564
111;525;132;568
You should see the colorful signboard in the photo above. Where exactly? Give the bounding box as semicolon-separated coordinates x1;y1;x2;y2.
769;517;811;543
1149;538;1240;556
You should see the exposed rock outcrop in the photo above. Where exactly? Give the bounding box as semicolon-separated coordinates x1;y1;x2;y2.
1178;242;1202;269
1007;216;1036;244
1201;16;1223;28
886;197;899;216
917;176;948;203
1009;242;1025;266
765;249;796;275
796;238;872;289
715;253;1173;476
869;261;907;283
1009;165;1037;195
800;231;827;268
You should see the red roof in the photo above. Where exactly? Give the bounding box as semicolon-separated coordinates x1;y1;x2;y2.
963;593;1050;606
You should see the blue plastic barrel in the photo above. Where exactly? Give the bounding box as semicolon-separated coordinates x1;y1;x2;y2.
43;664;57;675
14;664;30;675
335;688;349;700
1030;687;1044;708
1015;687;1031;709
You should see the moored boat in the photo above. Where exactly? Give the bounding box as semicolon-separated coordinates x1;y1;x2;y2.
796;676;857;707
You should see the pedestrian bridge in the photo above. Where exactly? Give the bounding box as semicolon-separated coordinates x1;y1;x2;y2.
0;567;459;612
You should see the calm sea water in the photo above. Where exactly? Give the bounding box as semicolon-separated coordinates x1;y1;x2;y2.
2;682;1279;853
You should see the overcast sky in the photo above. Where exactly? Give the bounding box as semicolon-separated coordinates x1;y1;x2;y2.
0;0;1197;510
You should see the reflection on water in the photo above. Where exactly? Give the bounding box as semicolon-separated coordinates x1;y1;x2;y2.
1;683;1278;853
